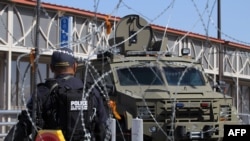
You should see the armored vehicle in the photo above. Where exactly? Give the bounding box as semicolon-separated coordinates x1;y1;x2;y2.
77;14;241;141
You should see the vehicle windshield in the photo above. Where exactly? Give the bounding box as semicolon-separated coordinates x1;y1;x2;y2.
163;67;205;86
117;67;164;85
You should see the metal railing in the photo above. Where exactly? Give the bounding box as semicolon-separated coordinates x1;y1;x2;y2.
0;111;249;140
0;110;21;138
238;113;250;124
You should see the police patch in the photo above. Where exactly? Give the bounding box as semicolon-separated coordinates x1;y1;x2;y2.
70;100;88;110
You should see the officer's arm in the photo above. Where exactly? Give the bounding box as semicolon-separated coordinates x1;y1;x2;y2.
93;88;108;123
92;88;109;141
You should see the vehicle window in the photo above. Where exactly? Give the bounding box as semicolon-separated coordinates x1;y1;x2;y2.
117;67;164;85
164;67;205;86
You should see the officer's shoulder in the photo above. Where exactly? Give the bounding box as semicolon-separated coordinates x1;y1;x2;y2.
37;78;58;90
68;77;83;83
36;82;51;95
62;77;83;89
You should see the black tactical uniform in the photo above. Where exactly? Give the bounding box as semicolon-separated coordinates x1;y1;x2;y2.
4;48;108;141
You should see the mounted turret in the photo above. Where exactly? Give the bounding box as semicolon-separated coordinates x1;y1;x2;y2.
108;14;170;57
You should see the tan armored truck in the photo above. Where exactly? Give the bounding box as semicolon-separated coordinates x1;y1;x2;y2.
77;14;241;141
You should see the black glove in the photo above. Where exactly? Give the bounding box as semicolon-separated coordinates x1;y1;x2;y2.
4;110;32;141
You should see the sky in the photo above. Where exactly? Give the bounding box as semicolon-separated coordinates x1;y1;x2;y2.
42;0;250;46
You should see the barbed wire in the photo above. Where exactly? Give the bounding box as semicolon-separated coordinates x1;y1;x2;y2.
1;0;249;140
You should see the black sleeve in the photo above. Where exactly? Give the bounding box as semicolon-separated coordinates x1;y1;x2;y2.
26;84;52;130
26;84;51;115
92;88;109;124
92;88;109;141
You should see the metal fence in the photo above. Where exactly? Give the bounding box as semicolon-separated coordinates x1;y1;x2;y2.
238;113;250;125
0;111;249;140
0;110;21;139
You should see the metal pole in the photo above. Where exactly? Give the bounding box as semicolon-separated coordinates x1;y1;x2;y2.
218;0;223;82
217;0;221;39
109;118;116;141
32;0;40;139
131;118;143;141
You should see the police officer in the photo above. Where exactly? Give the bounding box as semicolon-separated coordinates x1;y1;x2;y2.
4;47;109;141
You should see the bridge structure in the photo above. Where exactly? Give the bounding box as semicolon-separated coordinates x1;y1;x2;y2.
0;0;250;138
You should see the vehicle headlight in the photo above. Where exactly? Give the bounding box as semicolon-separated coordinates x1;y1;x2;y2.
219;105;231;121
149;126;157;133
137;106;151;119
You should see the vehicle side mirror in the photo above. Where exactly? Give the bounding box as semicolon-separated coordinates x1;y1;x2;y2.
212;80;226;93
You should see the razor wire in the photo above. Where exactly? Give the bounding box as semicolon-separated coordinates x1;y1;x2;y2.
1;0;249;140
